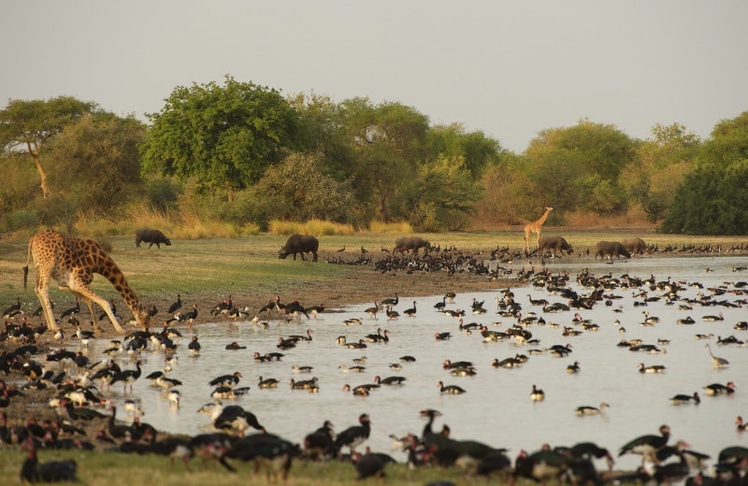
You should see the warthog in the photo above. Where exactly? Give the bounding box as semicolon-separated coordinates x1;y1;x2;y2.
622;237;648;255
279;234;319;262
135;229;172;249
538;236;574;257
393;236;431;255
594;241;631;259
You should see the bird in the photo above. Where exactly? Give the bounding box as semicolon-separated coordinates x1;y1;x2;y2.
374;375;406;386
110;360;142;394
435;331;452;341
575;402;609;416
337;245;346;253
303;420;335;462
437;381;466;395
670;392;700;405
445;292;456;303
330;413;371;457
385;306;399;320
736;416;748;432
403;301;417;317
176;304;198;327
380;293;399;307
188;336;201;355
209;371;243;388
566;361;581;373
1;297;22;318
353;451;392;480
638;363;666;373
167;294;183;314
705;344;729;368
702;312;724;322
677;316;695;325
364;302;380;320
703;381;736;396
20;436;77;483
530;384;545;401
619;424;671;464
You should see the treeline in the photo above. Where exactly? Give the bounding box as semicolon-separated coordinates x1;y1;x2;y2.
1;76;747;235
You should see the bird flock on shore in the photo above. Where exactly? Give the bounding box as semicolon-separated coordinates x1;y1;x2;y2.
1;248;748;483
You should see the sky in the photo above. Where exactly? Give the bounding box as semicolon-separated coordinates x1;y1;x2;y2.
2;1;747;153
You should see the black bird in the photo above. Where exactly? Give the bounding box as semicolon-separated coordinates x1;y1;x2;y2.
210;295;233;316
381;293;399;307
213;405;266;436
1;297;22;318
223;433;296;481
188;336;201;354
60;300;80;320
167;294;182;314
209;371;243;388
331;413;371;457
303;420;335;461
110;361;142;395
20;436;77;483
619;424;671;464
177;304;198;326
354;451;391;479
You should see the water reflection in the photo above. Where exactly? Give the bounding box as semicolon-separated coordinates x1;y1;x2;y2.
84;256;748;469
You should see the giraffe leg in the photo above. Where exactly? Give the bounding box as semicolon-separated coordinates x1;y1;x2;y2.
73;293;101;333
34;273;59;331
68;284;125;334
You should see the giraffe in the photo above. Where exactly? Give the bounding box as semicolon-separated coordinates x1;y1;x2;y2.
23;229;151;334
524;207;553;253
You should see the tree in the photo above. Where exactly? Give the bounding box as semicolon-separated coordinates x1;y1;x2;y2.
425;123;504;179
141;76;300;199
46;113;147;216
250;152;354;223
661;112;748;234
0;96;97;199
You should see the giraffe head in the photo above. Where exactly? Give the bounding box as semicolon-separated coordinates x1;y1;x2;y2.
132;304;152;331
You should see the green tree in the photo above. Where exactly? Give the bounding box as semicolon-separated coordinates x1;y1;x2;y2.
250;152;354;223
141;76;300;199
661;112;748;234
47;113;146;216
0;96;97;199
425;123;503;179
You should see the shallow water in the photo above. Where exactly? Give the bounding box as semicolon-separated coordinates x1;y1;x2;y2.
72;256;748;470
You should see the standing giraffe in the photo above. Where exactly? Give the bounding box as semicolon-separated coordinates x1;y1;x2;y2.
23;229;151;334
524;207;553;252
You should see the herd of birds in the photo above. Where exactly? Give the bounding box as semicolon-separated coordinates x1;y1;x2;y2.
1;247;748;483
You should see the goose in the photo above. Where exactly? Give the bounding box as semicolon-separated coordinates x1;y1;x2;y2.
566;361;581;373
639;363;666;373
435;332;452;341
642;311;660;325
530;384;545;401
705;344;729;368
444;292;457;303
257;376;279;388
380;293;399;307
434;297;447;311
449;366;477;377
403;301;417;317
703;312;724;322
339;364;366;373
385;306;399;320
364;302;380;320
677;316;695;325
575;402;609;416
670;392;700;405
619;424;670;464
736;416;748;432
167;294;182;314
703;381;736;396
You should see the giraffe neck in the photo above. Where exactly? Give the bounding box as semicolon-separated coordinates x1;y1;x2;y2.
535;209;552;226
95;256;143;314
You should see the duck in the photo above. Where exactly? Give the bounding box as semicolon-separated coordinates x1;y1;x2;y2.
339;364;366;373
703;381;736;396
438;381;466;395
575;402;609;416
639;363;666;373
257;376;279;389
292;365;313;374
530;384;545;401
670;392;700;405
566;361;581;373
736;416;748;432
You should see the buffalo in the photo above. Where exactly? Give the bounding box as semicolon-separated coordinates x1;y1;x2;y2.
594;241;631;260
622;237;648;255
538;236;574;257
135;229;171;249
279;235;319;262
393;236;431;255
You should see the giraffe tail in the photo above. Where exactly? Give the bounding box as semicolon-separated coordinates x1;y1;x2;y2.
23;236;33;289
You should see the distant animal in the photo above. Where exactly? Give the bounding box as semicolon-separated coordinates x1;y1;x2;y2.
393;236;431;255
594;241;631;260
278;234;319;262
135;229;172;249
538;236;574;257
622;237;648;255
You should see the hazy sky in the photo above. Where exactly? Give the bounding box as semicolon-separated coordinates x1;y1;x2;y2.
2;1;747;153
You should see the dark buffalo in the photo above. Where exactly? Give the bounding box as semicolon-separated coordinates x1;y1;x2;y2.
135;229;171;249
538;236;574;257
594;241;631;260
622;237;648;255
279;235;319;262
393;236;431;255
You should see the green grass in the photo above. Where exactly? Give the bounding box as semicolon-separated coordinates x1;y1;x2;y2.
0;447;490;485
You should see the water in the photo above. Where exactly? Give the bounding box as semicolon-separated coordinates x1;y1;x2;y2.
75;256;748;470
